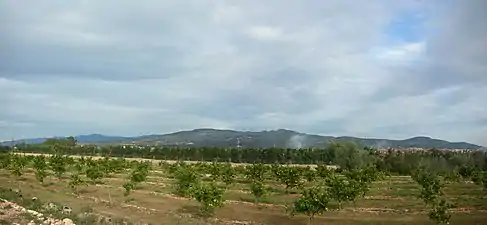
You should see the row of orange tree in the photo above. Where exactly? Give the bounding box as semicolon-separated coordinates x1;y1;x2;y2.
9;138;487;175
2;152;487;224
160;160;385;223
1;137;487;224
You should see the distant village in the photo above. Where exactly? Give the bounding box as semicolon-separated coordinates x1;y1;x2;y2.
74;142;483;153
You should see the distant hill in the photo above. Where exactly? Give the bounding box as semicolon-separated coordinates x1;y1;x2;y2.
0;134;128;145
1;128;482;149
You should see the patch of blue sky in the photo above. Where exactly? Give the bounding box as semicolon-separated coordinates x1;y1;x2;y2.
384;10;427;44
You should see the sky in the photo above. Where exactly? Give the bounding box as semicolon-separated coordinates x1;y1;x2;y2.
1;1;486;146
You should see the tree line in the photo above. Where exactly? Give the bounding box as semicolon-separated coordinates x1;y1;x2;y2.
3;137;487;176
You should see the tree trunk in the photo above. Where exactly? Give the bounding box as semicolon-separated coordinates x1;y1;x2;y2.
108;188;112;204
308;213;315;225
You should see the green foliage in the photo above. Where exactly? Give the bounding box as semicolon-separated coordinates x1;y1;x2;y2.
166;161;184;175
345;166;384;183
292;185;332;225
109;157;128;173
3;139;487;224
130;162;150;184
412;169;453;224
49;155;67;179
428;199;453;225
343;166;384;199
412;169;445;205
442;171;461;183
302;166;316;182
122;161;150;197
471;171;487;192
85;161;105;184
10;139;487;176
43;137;77;155
191;182;225;217
173;164;200;197
206;160;222;181
272;164;304;192
244;163;270;203
220;163;236;186
324;175;361;206
123;182;136;196
233;165;246;176
0;153;11;169
292;167;378;224
315;165;334;179
244;163;267;182
330;142;376;171
68;172;84;193
33;156;49;183
457;165;476;179
9;154;28;178
73;160;85;173
249;181;267;203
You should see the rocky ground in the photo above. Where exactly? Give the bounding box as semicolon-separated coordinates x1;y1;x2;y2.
1;198;75;225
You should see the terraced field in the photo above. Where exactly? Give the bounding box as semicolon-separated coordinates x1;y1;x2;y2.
1;158;486;225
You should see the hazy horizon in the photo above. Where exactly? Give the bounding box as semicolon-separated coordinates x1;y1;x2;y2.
1;1;486;146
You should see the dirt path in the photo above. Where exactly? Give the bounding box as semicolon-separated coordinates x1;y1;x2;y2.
16;152;339;169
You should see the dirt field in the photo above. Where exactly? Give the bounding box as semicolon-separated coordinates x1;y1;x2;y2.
1;157;486;225
16;153;339;169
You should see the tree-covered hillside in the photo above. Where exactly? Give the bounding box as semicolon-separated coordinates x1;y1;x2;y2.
1;128;482;149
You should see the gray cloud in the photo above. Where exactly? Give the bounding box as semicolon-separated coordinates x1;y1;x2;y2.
1;0;486;146
377;0;487;95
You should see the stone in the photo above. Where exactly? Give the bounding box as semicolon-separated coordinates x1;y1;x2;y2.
62;218;74;225
27;209;40;216
62;206;72;214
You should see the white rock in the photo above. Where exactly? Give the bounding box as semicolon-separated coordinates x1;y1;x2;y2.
62;218;74;225
48;203;57;209
27;209;39;216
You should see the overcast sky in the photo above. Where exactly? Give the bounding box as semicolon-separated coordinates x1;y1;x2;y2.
1;1;486;145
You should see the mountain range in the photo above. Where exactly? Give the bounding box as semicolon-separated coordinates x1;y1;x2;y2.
1;128;483;150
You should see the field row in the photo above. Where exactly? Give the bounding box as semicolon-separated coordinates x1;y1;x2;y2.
1;153;486;225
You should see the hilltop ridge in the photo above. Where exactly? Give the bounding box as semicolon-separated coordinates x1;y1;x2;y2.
1;128;482;150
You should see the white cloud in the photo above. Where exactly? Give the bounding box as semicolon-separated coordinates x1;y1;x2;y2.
246;26;283;40
373;42;425;63
1;0;486;146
